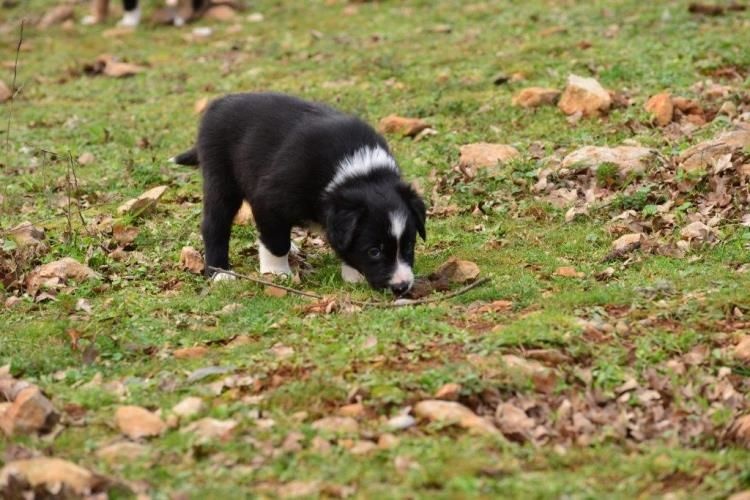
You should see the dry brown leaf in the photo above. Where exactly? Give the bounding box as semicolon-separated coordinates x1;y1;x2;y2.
194;97;209;114
501;355;557;393
378;115;430;137
337;403;365;418
729;414;750;447
512;87;561;108
495;403;535;442
645;92;674;126
25;258;100;295
173;346;209;359
9;222;45;248
96;441;150;463
558;74;612;117
117;185;167;216
181;417;237;441
434;382;461;401
431;258;480;284
733;336;750;363
311;416;359;434
103;60;145;78
270;343;294;360
77;152;95;165
112;224;139;246
350;440;377;455
38;4;74;29
264;286;288;298
679;124;750;172
414;400;501;436
0;80;11;103
179;246;204;274
233;201;254;225
115;405;166;439
0;458;101;496
458;143;520;173
555;266;583;278
0;387;59;436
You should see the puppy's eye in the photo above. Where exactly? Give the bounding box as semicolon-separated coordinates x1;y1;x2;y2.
367;247;382;259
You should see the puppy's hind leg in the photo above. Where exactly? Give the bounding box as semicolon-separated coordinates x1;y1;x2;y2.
202;178;242;281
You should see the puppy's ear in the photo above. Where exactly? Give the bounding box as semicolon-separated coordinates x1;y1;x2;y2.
398;183;427;240
326;195;364;252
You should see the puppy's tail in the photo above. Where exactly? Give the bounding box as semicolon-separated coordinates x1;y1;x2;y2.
169;146;199;167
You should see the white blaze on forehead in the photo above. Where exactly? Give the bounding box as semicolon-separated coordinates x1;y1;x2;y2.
325;145;398;193
389;211;407;240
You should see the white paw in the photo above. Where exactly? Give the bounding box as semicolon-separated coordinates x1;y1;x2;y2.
341;263;365;284
117;8;141;27
211;271;237;282
259;241;291;276
81;15;97;25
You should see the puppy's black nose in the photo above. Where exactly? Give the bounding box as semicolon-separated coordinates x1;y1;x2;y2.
390;282;411;296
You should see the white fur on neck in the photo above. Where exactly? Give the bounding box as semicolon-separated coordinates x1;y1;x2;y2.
259;241;291;276
117;6;141;27
341;263;365;283
325;145;398;193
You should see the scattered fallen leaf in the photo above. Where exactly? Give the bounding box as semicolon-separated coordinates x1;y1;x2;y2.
350;440;377;455
0;386;59;436
265;286;288;298
233;200;253;225
311;416;359;434
173;346;209;359
378;115;430;137
112;224;139;246
414;400;501;436
117;185;168;216
645;92;674;126
270;343;294;360
179;246;204;274
733;336;750;363
0;80;11;103
555;266;584;278
84;54;145;78
194;97;209;114
495;402;535;442
512;87;561;108
96;441;149;463
606;233;645;260
337;403;365;418
729;414;750;447
181;417;237;441
434;383;461;401
9;222;45;248
0;457;106;497
115;405;166;439
172;397;205;418
25;258;100;296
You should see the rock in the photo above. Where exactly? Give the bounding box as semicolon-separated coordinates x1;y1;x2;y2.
38;4;75;29
96;441;149;463
0;457;99;496
645;92;674;126
458;143;519;172
115;405;166;439
430;258;480;284
117;185;168;216
560;146;656;177
172;397;205;418
9;222;45;248
413;400;501;436
181;417;237;441
434;383;461;401
558;74;612;117
77;152;95;165
0;80;11;103
337;403;365;418
679;124;750;172
0;387;59;436
378;115;430;137
177;247;204;276
350;440;377;455
733;336;750;363
311;416;359;434
386;414;416;431
233;200;253;225
512;87;561;108
495;403;535;441
173;346;208;359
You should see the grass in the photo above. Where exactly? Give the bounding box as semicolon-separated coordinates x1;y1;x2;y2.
2;0;750;497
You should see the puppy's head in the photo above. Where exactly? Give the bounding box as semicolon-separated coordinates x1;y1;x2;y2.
326;181;426;295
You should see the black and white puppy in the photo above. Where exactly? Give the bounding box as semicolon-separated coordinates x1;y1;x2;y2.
172;93;426;295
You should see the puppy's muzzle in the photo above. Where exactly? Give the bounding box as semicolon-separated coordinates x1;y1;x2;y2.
390;281;412;296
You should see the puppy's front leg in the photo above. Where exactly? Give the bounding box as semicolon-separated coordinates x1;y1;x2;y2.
202;186;242;281
258;241;292;276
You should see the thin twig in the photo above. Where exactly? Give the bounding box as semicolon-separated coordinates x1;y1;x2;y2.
208;266;491;308
4;20;23;155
